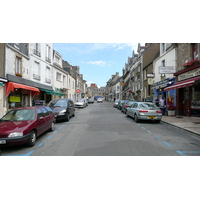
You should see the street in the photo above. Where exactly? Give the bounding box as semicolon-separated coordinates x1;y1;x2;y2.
1;101;200;156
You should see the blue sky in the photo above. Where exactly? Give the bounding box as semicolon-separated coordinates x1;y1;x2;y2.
53;43;142;88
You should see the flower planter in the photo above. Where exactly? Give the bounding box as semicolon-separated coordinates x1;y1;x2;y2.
168;110;175;116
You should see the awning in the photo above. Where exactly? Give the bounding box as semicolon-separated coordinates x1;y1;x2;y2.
0;82;3;86
39;88;64;96
165;76;200;91
6;82;40;97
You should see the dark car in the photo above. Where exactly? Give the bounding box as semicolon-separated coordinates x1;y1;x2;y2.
0;106;55;147
48;98;75;121
117;100;126;110
121;100;136;114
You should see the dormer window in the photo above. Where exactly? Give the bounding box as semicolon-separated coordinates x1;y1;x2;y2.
161;43;166;54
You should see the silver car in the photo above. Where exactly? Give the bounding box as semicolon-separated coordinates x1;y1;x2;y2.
74;99;87;108
126;102;162;123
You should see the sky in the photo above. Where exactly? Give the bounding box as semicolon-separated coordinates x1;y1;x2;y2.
53;43;142;88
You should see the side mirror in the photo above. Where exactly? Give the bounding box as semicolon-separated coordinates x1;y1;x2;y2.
38;117;44;121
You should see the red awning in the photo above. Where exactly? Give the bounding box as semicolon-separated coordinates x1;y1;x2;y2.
165;76;200;91
6;82;40;97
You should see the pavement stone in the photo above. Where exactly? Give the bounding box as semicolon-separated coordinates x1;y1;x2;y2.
161;115;200;136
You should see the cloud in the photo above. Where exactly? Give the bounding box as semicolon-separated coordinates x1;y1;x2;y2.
87;61;106;66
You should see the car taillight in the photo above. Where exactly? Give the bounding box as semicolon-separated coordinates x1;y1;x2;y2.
156;110;162;113
139;110;148;112
125;105;129;107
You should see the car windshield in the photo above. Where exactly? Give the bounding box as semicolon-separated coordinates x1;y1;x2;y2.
49;99;67;107
1;109;36;121
139;103;157;108
77;99;84;102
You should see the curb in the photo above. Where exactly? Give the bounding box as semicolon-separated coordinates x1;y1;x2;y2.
161;120;200;137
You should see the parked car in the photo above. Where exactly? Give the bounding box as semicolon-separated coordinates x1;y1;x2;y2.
48;98;75;121
0;106;55;147
121;100;136;114
74;99;87;108
126;102;162;123
88;98;94;103
117;100;126;110
113;99;120;108
97;98;103;103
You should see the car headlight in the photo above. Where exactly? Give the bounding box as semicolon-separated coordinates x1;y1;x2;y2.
59;109;66;115
8;132;23;137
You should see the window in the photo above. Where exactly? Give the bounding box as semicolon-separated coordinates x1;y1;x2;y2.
69;79;71;87
191;43;198;60
45;67;51;83
34;43;41;56
161;43;166;53
33;61;40;80
63;75;66;86
161;60;165;67
46;45;51;62
55;56;60;64
56;72;61;81
15;56;22;75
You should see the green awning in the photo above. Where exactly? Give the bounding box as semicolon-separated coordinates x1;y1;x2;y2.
39;88;64;96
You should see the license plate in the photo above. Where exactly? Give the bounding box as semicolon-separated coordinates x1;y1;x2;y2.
0;140;6;144
147;116;157;119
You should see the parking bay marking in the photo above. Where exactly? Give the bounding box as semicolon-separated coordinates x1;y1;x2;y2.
5;150;34;156
177;151;200;156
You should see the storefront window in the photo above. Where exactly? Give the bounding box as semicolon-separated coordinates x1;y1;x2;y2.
191;85;200;116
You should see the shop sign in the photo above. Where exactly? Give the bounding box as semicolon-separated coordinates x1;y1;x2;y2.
147;78;154;85
178;67;200;81
153;78;169;88
10;96;20;102
159;66;175;74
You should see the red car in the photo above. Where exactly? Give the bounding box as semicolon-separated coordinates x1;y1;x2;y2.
0;106;55;147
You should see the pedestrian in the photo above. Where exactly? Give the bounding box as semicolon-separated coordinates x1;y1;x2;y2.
155;96;159;107
163;97;166;115
159;97;165;115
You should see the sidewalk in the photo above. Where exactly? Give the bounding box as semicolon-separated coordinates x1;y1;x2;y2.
161;115;200;136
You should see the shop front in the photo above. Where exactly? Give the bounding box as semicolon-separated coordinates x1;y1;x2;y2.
6;82;40;110
153;78;176;105
165;66;200;117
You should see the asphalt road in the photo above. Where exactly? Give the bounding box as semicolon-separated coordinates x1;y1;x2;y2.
1;101;200;156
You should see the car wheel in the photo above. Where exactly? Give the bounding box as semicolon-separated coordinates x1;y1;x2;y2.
126;112;129;117
65;113;69;122
155;120;161;123
72;111;75;117
49;121;55;132
134;114;139;123
26;130;37;147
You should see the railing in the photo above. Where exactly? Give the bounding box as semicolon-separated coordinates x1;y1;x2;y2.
33;49;41;57
45;56;51;63
33;74;41;80
45;78;51;84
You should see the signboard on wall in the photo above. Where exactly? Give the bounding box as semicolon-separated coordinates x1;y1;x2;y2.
159;66;175;74
178;67;200;81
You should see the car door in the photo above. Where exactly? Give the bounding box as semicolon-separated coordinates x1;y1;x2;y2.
42;107;51;131
68;100;74;116
37;108;46;136
131;103;138;116
129;103;135;117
